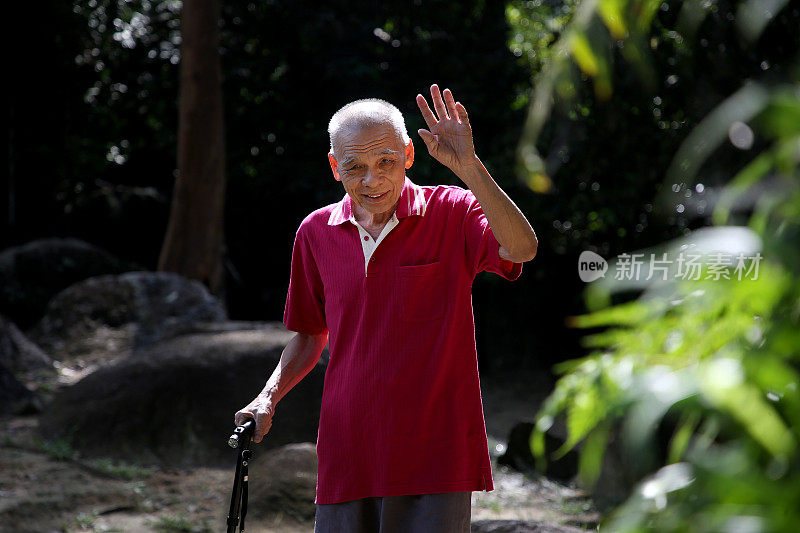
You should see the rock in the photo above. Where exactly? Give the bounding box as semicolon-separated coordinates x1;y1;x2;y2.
39;324;325;466
0;364;40;416
0;314;51;375
497;422;537;471
0;238;133;328
590;425;651;510
471;520;585;532
496;420;646;510
497;422;579;483
0;315;50;416
32;271;227;359
247;442;318;521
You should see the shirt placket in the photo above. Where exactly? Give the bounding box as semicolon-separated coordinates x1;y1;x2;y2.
350;214;400;276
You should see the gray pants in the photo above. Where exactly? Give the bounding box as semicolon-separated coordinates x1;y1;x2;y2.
314;491;472;533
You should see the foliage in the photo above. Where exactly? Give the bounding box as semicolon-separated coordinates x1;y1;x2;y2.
90;457;154;480
151;513;208;533
35;434;77;461
32;429;153;480
506;0;798;256
516;0;800;530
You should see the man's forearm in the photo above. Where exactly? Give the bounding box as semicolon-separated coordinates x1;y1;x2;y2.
455;156;538;263
260;331;328;405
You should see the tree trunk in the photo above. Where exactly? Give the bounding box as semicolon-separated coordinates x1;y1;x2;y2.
158;0;225;294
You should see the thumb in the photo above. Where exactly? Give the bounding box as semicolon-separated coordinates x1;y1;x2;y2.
234;409;252;426
417;129;438;152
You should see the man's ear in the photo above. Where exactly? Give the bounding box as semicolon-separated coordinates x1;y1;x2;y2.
328;153;342;181
404;139;415;169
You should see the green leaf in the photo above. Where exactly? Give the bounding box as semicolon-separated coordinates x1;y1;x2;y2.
598;0;627;39
570;31;600;77
743;355;800;434
755;90;800;139
736;0;792;42
712;151;774;226
531;419;548;472
571;300;654;328
578;420;611;486
635;0;664;32
666;83;769;185
557;385;604;457
699;359;796;457
668;411;701;464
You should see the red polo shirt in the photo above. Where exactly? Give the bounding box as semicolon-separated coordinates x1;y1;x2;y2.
283;176;523;504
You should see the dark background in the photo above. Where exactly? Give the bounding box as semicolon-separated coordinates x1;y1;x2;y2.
6;0;799;378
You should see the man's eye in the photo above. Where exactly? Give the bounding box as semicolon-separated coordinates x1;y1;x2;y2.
381;158;394;165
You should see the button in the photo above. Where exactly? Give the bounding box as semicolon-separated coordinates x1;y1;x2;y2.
363;236;369;241
370;257;376;262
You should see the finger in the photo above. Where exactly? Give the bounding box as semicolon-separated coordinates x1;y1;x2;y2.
254;412;267;439
235;410;252;426
430;84;449;120
417;129;438;153
254;419;272;444
416;94;437;130
455;102;470;126
443;88;458;121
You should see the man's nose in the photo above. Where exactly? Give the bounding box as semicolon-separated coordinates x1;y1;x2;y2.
362;168;380;187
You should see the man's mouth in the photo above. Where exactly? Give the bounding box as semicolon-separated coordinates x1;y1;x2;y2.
363;192;387;200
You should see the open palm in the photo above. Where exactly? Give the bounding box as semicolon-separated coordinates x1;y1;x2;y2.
416;84;477;173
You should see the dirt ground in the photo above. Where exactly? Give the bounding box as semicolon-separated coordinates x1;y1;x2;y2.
1;373;599;532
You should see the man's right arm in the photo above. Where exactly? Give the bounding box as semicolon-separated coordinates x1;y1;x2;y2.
235;330;328;443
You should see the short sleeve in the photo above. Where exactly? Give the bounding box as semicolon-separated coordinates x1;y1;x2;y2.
283;225;328;335
462;190;523;280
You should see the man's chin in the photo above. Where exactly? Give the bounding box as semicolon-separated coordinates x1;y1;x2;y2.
354;196;400;216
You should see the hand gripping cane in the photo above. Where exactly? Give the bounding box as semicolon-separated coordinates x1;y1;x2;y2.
227;419;255;533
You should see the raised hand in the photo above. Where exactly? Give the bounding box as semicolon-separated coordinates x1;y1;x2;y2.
416;84;477;175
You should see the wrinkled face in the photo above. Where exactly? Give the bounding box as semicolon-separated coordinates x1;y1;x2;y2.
328;121;414;219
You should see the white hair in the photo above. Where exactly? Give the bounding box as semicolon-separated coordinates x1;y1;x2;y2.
328;98;410;156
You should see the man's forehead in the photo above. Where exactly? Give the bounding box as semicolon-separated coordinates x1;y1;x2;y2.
334;122;405;159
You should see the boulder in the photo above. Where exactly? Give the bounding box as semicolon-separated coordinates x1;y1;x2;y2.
471;520;584;533
247;442;318;521
0;364;40;416
0;314;51;375
39;324;326;466
590;426;651;510
497;422;579;483
497;419;645;510
0;238;133;328
32;271;227;359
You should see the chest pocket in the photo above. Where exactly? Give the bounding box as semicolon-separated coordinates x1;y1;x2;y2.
397;261;445;322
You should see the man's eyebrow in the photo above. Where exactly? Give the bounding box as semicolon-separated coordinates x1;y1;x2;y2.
341;148;400;167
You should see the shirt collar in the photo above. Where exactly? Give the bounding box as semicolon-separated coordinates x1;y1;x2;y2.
327;176;428;226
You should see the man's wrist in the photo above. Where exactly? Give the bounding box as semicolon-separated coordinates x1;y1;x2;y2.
261;386;278;405
453;155;487;188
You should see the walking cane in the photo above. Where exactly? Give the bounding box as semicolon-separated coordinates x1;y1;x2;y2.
227;418;255;533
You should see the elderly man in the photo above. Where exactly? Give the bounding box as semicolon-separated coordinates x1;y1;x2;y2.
236;84;537;532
